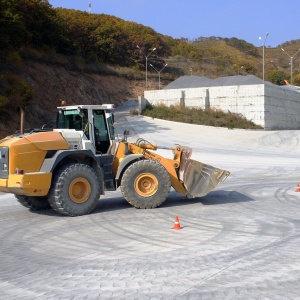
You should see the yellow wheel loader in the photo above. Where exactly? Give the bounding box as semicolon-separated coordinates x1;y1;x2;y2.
0;104;230;216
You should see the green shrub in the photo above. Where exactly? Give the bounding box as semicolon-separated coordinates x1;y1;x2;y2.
142;104;263;129
130;109;139;115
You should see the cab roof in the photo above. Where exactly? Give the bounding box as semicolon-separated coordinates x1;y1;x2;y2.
57;104;115;110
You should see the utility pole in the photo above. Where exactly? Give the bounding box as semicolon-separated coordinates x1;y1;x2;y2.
150;64;168;90
281;48;300;85
137;45;157;90
259;32;269;81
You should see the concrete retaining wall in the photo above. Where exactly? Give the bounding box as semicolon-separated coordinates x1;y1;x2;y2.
141;84;300;129
264;84;300;129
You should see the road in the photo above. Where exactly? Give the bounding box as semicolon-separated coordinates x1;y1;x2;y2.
1;100;300;299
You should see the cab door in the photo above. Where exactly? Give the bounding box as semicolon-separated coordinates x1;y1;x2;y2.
92;110;111;153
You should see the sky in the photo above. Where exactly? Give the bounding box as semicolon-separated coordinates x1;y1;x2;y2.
48;0;300;48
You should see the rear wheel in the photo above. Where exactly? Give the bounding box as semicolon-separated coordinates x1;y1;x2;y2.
48;163;101;216
121;160;171;209
15;195;51;210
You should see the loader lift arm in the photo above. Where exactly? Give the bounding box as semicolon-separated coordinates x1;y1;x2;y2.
126;140;188;196
115;138;230;201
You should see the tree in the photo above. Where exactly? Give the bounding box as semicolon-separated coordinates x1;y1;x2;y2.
267;70;287;85
293;74;300;86
225;37;259;57
0;0;28;58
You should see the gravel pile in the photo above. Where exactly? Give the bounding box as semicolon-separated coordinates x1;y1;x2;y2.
164;75;267;89
212;75;264;86
164;75;213;89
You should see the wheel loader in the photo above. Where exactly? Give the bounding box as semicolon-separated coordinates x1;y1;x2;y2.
0;104;230;216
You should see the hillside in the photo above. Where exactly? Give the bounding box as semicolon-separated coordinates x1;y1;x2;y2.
1;0;300;138
0;61;159;138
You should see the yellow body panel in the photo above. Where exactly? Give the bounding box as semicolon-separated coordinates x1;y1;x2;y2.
23;132;69;150
0;173;52;196
113;142;126;175
0;136;20;146
0;131;68;196
9;146;48;175
2;131;69;176
0;132;68;149
0;179;9;193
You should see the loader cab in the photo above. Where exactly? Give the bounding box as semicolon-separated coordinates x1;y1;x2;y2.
56;104;115;154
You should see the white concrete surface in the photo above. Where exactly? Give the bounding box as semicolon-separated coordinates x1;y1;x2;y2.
1;102;300;299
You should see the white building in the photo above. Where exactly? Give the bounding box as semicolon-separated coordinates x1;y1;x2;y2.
139;75;300;130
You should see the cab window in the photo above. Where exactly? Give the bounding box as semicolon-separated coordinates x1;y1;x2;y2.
93;110;110;153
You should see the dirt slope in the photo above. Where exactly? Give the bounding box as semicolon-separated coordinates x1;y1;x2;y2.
1;61;157;138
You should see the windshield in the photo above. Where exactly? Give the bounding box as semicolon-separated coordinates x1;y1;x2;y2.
57;109;88;131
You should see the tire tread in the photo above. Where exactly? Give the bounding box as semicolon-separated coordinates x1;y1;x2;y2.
121;160;171;209
48;163;101;216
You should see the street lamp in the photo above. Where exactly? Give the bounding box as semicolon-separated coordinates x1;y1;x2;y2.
137;45;157;90
281;48;300;85
259;32;269;81
150;63;168;89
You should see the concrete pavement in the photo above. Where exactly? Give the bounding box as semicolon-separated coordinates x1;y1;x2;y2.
0;101;300;299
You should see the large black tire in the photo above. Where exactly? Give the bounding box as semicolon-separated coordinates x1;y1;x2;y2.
15;195;51;210
48;163;101;216
121;160;171;209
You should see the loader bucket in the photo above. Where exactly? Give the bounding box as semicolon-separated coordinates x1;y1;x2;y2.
178;147;230;198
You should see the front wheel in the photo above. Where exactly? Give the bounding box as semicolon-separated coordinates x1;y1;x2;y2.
15;195;51;210
121;160;171;209
48;163;101;216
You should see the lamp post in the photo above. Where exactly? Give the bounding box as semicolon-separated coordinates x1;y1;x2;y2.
281;48;300;85
137;45;156;90
150;63;168;89
259;32;269;81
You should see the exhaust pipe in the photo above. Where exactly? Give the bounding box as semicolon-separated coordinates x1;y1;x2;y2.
20;107;24;134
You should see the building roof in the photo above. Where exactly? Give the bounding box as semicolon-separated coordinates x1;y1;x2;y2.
163;75;265;89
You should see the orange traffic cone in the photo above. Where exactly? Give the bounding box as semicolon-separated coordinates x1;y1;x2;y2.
296;184;300;192
172;216;182;230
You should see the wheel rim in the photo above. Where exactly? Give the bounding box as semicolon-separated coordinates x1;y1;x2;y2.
134;173;158;197
69;177;91;203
